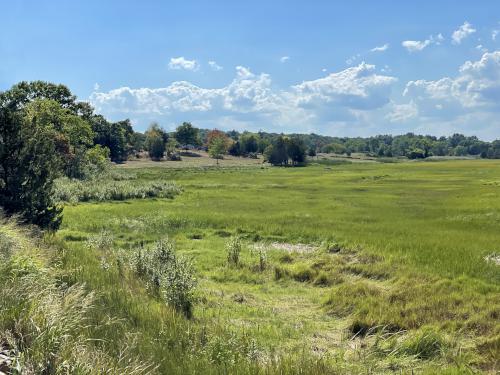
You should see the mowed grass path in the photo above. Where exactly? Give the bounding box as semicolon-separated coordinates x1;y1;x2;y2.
62;160;500;283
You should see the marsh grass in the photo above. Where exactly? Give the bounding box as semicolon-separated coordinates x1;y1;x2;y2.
53;177;181;203
53;159;500;373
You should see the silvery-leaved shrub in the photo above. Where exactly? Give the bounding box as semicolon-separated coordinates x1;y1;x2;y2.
226;236;242;266
85;230;114;250
132;238;197;318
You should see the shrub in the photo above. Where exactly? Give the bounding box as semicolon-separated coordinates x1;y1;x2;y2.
132;239;197;318
226;236;242;267
85;230;114;250
145;123;168;160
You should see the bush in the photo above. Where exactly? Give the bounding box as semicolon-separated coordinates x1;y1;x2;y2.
226;236;242;267
132;239;197;318
85;230;114;250
408;148;426;159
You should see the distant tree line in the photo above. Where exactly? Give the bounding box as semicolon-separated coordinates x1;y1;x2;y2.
206;131;500;160
284;132;500;160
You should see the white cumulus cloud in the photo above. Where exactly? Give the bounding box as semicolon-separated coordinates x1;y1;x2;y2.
168;57;200;71
292;62;397;111
403;51;500;117
280;56;290;63
452;22;476;45
89;63;397;131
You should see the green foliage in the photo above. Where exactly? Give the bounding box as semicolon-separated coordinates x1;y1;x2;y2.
85;144;111;175
0;97;62;229
166;137;178;159
85;229;114;250
144;123;168;160
322;142;347;154
239;133;259;155
91;116;135;162
65;144;110;179
287;137;307;165
132;238;197;318
408;148;426;159
175;122;200;149
208;135;229;163
264;136;288;166
264;136;306;166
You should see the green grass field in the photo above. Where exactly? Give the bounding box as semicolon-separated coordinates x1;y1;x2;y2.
53;159;499;373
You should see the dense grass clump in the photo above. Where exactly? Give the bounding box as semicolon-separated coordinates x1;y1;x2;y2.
53;177;181;203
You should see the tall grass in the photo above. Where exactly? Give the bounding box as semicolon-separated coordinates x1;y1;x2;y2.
0;219;154;374
53;177;181;203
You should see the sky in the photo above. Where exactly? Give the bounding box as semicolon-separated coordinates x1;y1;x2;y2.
2;1;500;139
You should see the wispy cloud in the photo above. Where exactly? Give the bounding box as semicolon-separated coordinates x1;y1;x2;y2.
492;29;499;41
346;53;361;65
168;57;200;71
452;22;476;45
280;56;290;63
371;43;389;52
208;60;223;71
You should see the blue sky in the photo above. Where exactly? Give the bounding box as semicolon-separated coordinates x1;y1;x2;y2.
2;1;500;139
